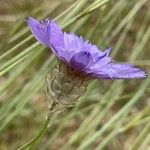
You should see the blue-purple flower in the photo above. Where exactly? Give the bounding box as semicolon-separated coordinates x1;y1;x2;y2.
26;17;146;79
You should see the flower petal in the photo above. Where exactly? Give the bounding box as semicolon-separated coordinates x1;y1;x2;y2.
70;52;93;71
27;17;146;79
26;17;50;47
49;20;64;48
92;63;146;79
26;17;64;55
63;33;83;52
90;48;112;70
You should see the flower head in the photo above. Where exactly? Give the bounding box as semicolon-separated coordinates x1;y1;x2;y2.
26;17;146;79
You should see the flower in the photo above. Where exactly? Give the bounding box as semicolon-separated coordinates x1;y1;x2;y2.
26;17;146;79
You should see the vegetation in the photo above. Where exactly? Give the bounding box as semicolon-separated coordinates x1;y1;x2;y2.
0;0;149;149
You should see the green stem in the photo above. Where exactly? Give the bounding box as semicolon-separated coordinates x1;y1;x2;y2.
17;111;54;150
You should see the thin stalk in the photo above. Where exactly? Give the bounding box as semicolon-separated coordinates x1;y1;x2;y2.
17;102;60;150
17;114;51;150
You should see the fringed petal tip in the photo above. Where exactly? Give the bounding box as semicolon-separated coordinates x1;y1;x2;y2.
138;69;147;78
104;47;112;56
25;16;36;23
124;65;147;79
90;63;147;80
24;16;30;22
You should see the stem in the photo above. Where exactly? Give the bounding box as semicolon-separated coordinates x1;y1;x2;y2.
17;110;54;150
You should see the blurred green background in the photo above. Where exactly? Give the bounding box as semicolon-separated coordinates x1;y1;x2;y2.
0;0;149;149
